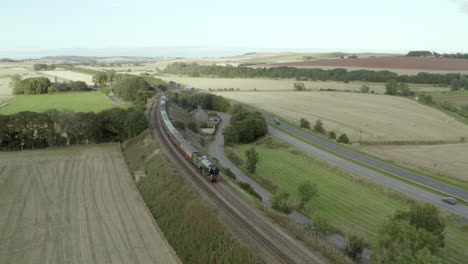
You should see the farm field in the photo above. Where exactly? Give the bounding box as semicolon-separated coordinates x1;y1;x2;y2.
267;57;468;71
232;142;468;264
0;92;121;115
42;70;94;85
0;66;31;77
0;144;180;264
433;95;468;107
213;91;468;142
0;77;12;99
160;76;446;94
361;143;468;182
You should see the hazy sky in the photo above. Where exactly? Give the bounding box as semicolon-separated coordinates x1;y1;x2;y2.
1;0;467;56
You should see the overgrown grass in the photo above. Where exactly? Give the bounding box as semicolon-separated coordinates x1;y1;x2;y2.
430;90;468;97
0;92;122;114
122;131;261;264
231;136;468;264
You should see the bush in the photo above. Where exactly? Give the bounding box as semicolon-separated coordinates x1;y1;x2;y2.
307;214;337;237
300;118;310;129
314;119;325;134
328;131;337;139
294;82;306;91
360;85;370;93
174;121;186;131
187;121;198;132
238;182;262;200
337;133;350;144
271;192;297;214
223;167;237;181
345;235;365;261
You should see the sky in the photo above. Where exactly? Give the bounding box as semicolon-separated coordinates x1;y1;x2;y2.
1;0;467;57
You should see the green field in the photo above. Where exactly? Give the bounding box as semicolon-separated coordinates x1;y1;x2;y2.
248;53;337;64
430;90;468;97
0;92;122;114
232;140;468;263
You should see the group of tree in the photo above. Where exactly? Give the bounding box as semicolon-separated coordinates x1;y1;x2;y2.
12;76;90;94
163;62;467;85
299;118;349;143
450;78;468;91
0;107;147;151
171;91;231;112
385;79;412;96
113;75;154;104
373;203;446;263
271;180;319;214
33;63;56;71
223;105;268;145
407;50;468;59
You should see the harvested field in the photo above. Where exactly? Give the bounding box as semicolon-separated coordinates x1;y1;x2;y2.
0;66;31;77
0;144;180;264
267;57;468;72
0;77;12;97
361;143;468;182
214;91;468;142
159;76;446;94
42;70;94;85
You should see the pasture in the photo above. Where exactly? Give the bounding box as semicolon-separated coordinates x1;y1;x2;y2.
214;91;468;142
361;143;468;183
0;144;180;264
232;142;468;264
160;76;446;94
0;92;122;115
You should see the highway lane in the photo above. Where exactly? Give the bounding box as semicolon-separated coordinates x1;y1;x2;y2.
268;125;468;218
262;114;468;202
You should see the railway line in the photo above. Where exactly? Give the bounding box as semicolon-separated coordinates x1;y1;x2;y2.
148;96;327;264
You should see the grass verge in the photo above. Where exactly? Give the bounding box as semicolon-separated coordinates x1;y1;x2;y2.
122;130;261;264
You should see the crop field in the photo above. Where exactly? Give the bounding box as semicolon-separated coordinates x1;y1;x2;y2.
0;66;31;77
232;143;468;264
160;76;446;94
267;57;468;72
214;91;468;142
0;92;121;115
433;96;468;107
0;77;12;98
0;144;180;264
361;143;468;182
42;70;94;85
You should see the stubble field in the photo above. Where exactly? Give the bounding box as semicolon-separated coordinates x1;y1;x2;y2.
41;70;94;85
0;144;180;264
214;91;468;142
159;76;446;94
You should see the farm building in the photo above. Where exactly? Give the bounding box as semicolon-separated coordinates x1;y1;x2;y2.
190;106;209;122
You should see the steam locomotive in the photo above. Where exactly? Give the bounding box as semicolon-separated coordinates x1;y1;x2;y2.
159;95;220;182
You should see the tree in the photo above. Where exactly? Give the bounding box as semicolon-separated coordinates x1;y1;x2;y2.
450;79;460;91
245;146;260;173
398;82;411;96
345;235;366;261
71;81;89;91
124;108;148;138
92;71;109;87
223;125;239;145
385;79;399;95
297;181;318;208
337;133;350;144
313;119;325;134
328;131;336;139
360;85;370;93
299;118;310;129
293;82;306;91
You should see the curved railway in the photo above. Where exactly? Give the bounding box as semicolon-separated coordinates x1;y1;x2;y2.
148;94;327;264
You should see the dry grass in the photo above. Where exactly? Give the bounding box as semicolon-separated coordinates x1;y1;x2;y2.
361;143;468;181
42;70;94;85
159;76;447;94
0;143;180;264
0;77;12;97
213;91;468;142
0;66;31;77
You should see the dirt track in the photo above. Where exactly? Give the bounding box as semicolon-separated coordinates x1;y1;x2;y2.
0;144;179;264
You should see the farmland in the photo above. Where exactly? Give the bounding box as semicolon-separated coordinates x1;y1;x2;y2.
0;92;122;115
0;77;12;100
42;70;94;85
160;76;446;94
268;57;468;72
0;144;180;264
214;91;468;142
232;142;468;264
361;143;468;182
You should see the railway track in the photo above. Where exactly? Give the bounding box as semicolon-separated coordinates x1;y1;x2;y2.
148;97;327;264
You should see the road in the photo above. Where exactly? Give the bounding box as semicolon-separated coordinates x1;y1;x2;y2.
262;114;468;202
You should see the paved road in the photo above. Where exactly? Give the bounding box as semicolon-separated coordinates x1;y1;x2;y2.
262;114;468;202
268;125;468;218
108;95;126;105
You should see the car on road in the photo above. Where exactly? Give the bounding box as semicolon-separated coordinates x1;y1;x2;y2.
273;118;281;125
442;197;458;205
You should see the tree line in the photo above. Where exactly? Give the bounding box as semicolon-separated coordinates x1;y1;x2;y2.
163;62;466;85
407;50;468;59
12;76;90;94
33;63;56;71
170;90;231;112
0;107;147;151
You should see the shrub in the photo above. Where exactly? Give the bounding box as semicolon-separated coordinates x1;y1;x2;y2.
187;121;198;132
360;85;370;93
328;131;337;139
223;167;237;181
314;119;325;134
337;133;350;144
174;121;186;131
307;214;337;237
238;182;262;200
300;118;310;129
271;192;297;214
345;235;365;261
